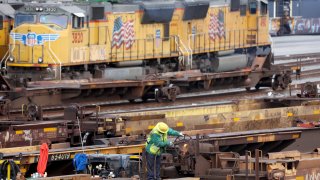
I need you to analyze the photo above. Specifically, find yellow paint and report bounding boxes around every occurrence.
[125,127,132,134]
[44,127,57,132]
[176,122,184,127]
[130,155,140,159]
[15,130,23,135]
[0,19,13,61]
[258,135,275,142]
[148,125,154,130]
[287,112,293,117]
[0,160,20,165]
[291,66,300,71]
[296,176,304,180]
[207,119,219,124]
[314,110,320,114]
[254,114,261,120]
[7,63,48,67]
[247,137,254,141]
[20,167,27,173]
[233,117,240,122]
[7,163,10,180]
[292,134,300,139]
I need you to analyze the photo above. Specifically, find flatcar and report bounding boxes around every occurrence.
[5,0,290,95]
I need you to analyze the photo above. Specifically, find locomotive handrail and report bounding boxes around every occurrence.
[174,35,191,69]
[48,34,62,80]
[174,36,184,66]
[45,48,57,66]
[0,50,9,69]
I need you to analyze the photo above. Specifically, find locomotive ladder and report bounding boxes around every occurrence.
[0,50,10,69]
[174,35,192,70]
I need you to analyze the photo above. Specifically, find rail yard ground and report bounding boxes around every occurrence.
[2,34,320,180]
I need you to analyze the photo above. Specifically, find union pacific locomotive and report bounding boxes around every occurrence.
[6,0,284,88]
[0,1,24,64]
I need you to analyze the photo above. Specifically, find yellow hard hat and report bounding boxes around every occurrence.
[156,122,169,134]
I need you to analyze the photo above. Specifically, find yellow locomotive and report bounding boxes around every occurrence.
[7,0,270,82]
[0,2,23,65]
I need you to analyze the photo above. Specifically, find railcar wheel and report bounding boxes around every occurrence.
[128,99,136,103]
[141,97,148,102]
[280,74,291,90]
[271,74,280,91]
[173,134,194,157]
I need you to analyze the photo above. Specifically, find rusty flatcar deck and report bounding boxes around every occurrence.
[0,63,291,116]
[2,127,304,163]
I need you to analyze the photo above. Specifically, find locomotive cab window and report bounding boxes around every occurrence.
[249,2,257,14]
[163,23,169,41]
[0,16,3,30]
[40,14,68,29]
[240,5,247,16]
[260,1,267,16]
[72,14,85,29]
[15,14,36,27]
[231,0,240,11]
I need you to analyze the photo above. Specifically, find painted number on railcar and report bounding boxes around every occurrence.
[72,32,83,44]
[50,153,71,161]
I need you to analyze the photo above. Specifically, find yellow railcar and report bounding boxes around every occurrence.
[7,0,271,81]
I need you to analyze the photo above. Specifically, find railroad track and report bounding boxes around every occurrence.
[274,52,320,61]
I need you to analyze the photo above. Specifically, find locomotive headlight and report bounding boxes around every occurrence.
[272,171,285,179]
[36,7,39,11]
[39,7,43,11]
[38,57,43,63]
[9,57,14,62]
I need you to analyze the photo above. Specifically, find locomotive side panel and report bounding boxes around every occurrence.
[0,14,12,61]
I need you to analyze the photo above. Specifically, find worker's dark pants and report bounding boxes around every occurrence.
[146,151,161,180]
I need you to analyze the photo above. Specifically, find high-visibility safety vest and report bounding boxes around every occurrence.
[145,128,168,155]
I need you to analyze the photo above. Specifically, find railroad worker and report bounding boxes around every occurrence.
[145,122,183,180]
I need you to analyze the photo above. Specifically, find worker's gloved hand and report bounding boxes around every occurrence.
[179,132,184,137]
[168,141,174,147]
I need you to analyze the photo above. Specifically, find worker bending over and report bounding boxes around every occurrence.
[145,122,183,180]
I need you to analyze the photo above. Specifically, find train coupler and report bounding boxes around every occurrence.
[155,84,180,102]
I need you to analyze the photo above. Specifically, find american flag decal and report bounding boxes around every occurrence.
[209,10,225,41]
[112,17,135,49]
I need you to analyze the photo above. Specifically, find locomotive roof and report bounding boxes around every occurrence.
[0,4,15,17]
[60,4,85,15]
[14,0,267,15]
